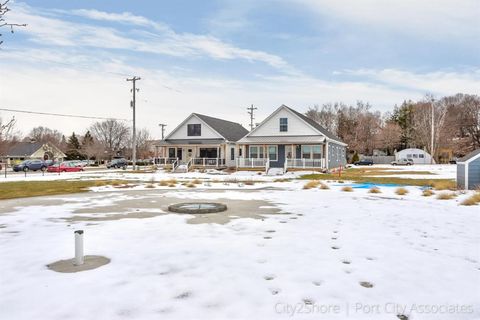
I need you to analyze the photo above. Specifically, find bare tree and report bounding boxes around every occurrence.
[0,116,17,155]
[412,96,448,159]
[89,119,130,158]
[27,126,64,146]
[0,0,27,46]
[377,121,402,155]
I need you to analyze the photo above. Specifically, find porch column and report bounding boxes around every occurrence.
[325,141,329,169]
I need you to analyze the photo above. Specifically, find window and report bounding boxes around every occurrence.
[407,154,413,158]
[268,145,278,161]
[413,154,418,158]
[187,124,201,136]
[419,154,425,158]
[231,147,235,161]
[312,145,322,159]
[239,148,242,157]
[249,146,264,159]
[279,118,288,132]
[168,148,176,158]
[301,145,312,159]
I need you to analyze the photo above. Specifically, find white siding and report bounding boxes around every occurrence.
[167,115,222,140]
[395,148,434,164]
[249,108,320,137]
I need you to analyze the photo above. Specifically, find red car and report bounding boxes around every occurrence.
[47,162,84,173]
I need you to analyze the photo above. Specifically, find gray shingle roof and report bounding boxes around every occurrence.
[193,113,249,142]
[459,149,480,162]
[284,105,344,143]
[6,142,43,156]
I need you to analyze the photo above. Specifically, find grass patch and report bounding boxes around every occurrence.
[436,192,457,200]
[368,187,381,194]
[341,186,354,192]
[300,168,454,189]
[191,179,202,185]
[303,180,320,189]
[158,180,169,186]
[0,180,128,200]
[395,187,409,195]
[460,193,480,206]
[244,180,255,186]
[274,178,291,182]
[422,189,435,197]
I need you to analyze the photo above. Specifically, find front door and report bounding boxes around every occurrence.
[270,145,285,168]
[177,148,183,161]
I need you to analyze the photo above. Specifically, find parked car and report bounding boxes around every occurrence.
[107,158,128,169]
[13,160,47,172]
[391,158,414,166]
[354,159,374,166]
[47,162,84,173]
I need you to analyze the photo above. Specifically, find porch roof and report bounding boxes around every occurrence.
[158,138,225,146]
[237,135,326,144]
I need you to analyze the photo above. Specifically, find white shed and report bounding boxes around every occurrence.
[395,148,435,164]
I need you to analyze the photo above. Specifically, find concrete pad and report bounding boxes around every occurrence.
[47,255,110,273]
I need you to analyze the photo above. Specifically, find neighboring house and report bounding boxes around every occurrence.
[395,148,434,164]
[236,105,347,171]
[457,149,480,190]
[156,113,249,170]
[3,141,66,164]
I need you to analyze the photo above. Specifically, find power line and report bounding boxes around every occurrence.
[0,107,128,121]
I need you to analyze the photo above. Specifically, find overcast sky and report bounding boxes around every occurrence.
[0,0,479,139]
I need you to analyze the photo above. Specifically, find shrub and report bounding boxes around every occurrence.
[186,183,196,188]
[369,187,381,194]
[461,193,480,206]
[436,192,457,200]
[158,180,169,186]
[145,184,155,188]
[167,178,177,184]
[422,189,434,197]
[319,183,330,190]
[191,179,202,184]
[244,180,255,186]
[351,152,360,163]
[341,186,353,192]
[303,180,320,189]
[395,187,409,195]
[168,183,176,187]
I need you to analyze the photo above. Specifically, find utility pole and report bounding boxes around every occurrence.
[158,123,167,140]
[127,76,141,170]
[247,104,257,131]
[431,98,435,164]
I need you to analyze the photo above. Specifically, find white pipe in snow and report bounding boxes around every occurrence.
[74,230,84,266]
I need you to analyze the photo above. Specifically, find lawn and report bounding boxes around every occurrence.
[0,180,127,200]
[300,167,456,189]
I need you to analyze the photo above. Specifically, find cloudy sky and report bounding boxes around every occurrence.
[0,0,479,138]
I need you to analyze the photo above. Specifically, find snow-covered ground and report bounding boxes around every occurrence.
[0,177,478,320]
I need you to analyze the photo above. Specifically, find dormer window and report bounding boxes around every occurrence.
[279,118,288,132]
[187,124,201,136]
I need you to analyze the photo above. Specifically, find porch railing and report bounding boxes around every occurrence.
[155,157,179,166]
[236,157,268,168]
[285,158,326,169]
[192,158,225,167]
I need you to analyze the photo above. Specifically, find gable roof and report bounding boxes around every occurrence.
[6,142,44,156]
[191,113,249,142]
[458,149,480,163]
[283,106,344,143]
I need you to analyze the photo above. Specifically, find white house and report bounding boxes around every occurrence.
[155,113,249,171]
[395,148,435,164]
[236,105,347,171]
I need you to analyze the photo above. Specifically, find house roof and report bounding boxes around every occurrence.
[159,138,226,145]
[238,135,326,144]
[283,106,344,143]
[6,142,44,156]
[458,149,480,163]
[192,113,249,142]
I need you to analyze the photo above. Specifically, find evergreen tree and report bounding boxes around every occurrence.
[65,132,85,160]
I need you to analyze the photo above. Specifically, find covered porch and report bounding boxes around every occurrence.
[236,141,328,171]
[155,143,227,170]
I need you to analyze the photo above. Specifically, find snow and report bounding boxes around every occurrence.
[0,178,478,320]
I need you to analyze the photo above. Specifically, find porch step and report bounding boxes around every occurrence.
[174,164,188,173]
[266,167,285,176]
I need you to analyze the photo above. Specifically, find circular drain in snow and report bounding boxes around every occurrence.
[168,202,227,214]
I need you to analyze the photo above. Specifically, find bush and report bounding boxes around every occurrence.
[432,180,456,191]
[319,183,330,190]
[341,186,353,192]
[422,189,434,197]
[158,180,169,186]
[369,187,381,194]
[461,193,480,206]
[351,152,360,163]
[191,179,202,184]
[303,180,320,189]
[145,184,155,188]
[168,183,176,187]
[244,180,255,186]
[186,183,196,188]
[436,192,457,200]
[395,187,409,195]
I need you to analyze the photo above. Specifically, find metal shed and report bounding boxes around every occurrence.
[457,149,480,190]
